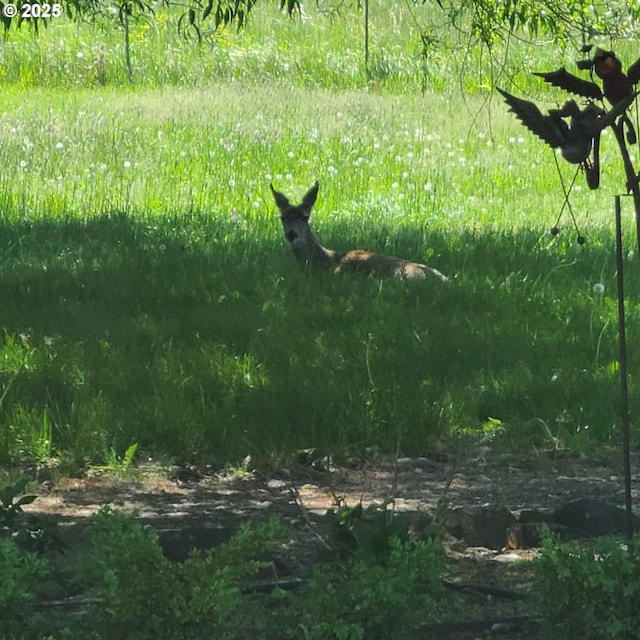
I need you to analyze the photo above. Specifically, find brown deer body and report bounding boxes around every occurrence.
[270,181,448,282]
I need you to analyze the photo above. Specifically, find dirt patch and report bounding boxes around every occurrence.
[19,450,639,638]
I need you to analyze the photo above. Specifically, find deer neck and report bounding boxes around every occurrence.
[293,233,343,271]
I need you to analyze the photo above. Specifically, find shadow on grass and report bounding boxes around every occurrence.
[0,212,637,467]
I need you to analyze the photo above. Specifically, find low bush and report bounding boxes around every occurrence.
[0,537,50,639]
[0,478,52,639]
[76,507,284,640]
[535,532,640,639]
[278,534,445,639]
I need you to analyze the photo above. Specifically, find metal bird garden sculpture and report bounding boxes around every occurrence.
[497,47,639,243]
[497,88,635,189]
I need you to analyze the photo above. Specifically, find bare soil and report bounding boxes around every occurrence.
[20,448,640,639]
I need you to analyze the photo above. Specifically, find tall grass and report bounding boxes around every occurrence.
[0,3,639,469]
[3,2,634,91]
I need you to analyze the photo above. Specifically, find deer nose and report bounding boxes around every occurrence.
[286,231,297,242]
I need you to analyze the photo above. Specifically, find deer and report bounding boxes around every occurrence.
[270,181,449,282]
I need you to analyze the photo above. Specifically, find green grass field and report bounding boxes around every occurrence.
[1,2,639,471]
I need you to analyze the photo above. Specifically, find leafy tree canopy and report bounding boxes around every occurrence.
[429,0,640,48]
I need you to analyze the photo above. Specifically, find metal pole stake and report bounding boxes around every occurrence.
[615,194,634,542]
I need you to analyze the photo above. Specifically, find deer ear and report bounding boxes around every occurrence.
[301,181,319,210]
[270,184,290,211]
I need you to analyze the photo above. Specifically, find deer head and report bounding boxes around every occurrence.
[270,181,328,266]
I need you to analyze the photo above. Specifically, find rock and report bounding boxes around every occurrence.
[518,508,552,524]
[507,499,640,549]
[157,525,235,562]
[551,498,639,537]
[446,505,517,549]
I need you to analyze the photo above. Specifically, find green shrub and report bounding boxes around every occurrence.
[279,535,445,639]
[0,537,49,639]
[534,533,640,639]
[77,507,284,640]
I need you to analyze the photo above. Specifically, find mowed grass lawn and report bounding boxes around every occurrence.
[0,5,639,470]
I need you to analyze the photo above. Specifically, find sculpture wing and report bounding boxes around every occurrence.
[626,56,640,86]
[533,68,603,100]
[497,88,565,149]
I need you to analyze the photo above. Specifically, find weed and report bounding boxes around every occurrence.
[93,442,139,477]
[0,478,36,532]
[0,477,65,558]
[324,498,412,560]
